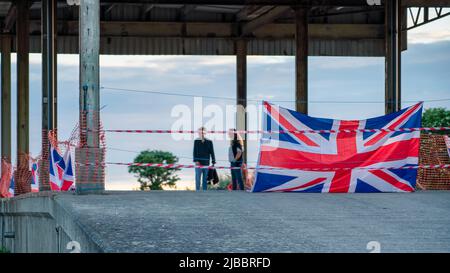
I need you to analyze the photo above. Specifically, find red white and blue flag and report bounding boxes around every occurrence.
[49,144,66,191]
[8,176,14,197]
[444,136,450,159]
[30,160,39,192]
[49,144,75,192]
[251,101,423,193]
[61,149,75,191]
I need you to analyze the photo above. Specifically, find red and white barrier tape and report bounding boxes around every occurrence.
[76,162,450,171]
[97,127,450,134]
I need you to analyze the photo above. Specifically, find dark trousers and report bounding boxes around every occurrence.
[230,162,244,190]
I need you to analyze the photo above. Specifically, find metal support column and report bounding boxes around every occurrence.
[40,0,57,191]
[294,7,308,114]
[236,39,247,164]
[385,0,402,114]
[15,0,31,195]
[76,0,104,194]
[1,35,12,185]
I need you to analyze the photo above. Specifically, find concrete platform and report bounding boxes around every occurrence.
[2,191,450,253]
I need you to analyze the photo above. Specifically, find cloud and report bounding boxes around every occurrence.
[196,57,235,66]
[401,41,450,70]
[41,54,290,74]
[408,14,450,44]
[253,93,276,100]
[310,57,383,70]
[409,30,450,44]
[249,56,291,65]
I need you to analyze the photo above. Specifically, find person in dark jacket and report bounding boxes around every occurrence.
[228,128,244,190]
[193,127,216,191]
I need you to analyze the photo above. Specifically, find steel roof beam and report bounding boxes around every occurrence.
[240,6,291,35]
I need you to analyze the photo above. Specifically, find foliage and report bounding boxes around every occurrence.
[128,150,180,190]
[0,246,9,253]
[422,108,450,135]
[208,173,231,190]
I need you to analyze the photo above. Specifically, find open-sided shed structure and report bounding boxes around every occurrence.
[1,0,449,194]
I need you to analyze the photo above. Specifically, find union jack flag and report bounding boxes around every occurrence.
[49,144,75,192]
[251,101,423,193]
[445,136,450,159]
[49,144,65,191]
[61,149,74,191]
[8,176,14,197]
[30,160,39,192]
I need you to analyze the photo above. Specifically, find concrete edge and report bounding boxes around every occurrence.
[1,193,104,253]
[52,194,107,252]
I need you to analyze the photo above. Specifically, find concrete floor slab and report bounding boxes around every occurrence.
[53,190,450,253]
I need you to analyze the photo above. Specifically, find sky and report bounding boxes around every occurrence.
[1,15,450,190]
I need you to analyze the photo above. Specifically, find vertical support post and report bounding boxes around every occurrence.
[294,7,308,114]
[236,39,247,163]
[76,0,104,194]
[16,0,31,195]
[385,0,402,114]
[40,0,58,191]
[423,7,429,22]
[52,0,58,137]
[397,2,403,112]
[1,35,12,177]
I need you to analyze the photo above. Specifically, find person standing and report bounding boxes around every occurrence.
[193,127,216,191]
[228,129,244,190]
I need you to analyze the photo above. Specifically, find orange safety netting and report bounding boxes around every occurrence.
[0,122,87,197]
[76,111,107,188]
[0,158,12,198]
[0,155,34,197]
[417,134,450,190]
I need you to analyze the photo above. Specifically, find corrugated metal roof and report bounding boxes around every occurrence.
[22,35,385,56]
[0,2,11,17]
[97,4,384,23]
[1,2,390,56]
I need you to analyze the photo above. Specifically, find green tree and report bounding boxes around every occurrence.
[422,108,450,135]
[128,150,180,190]
[0,246,9,253]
